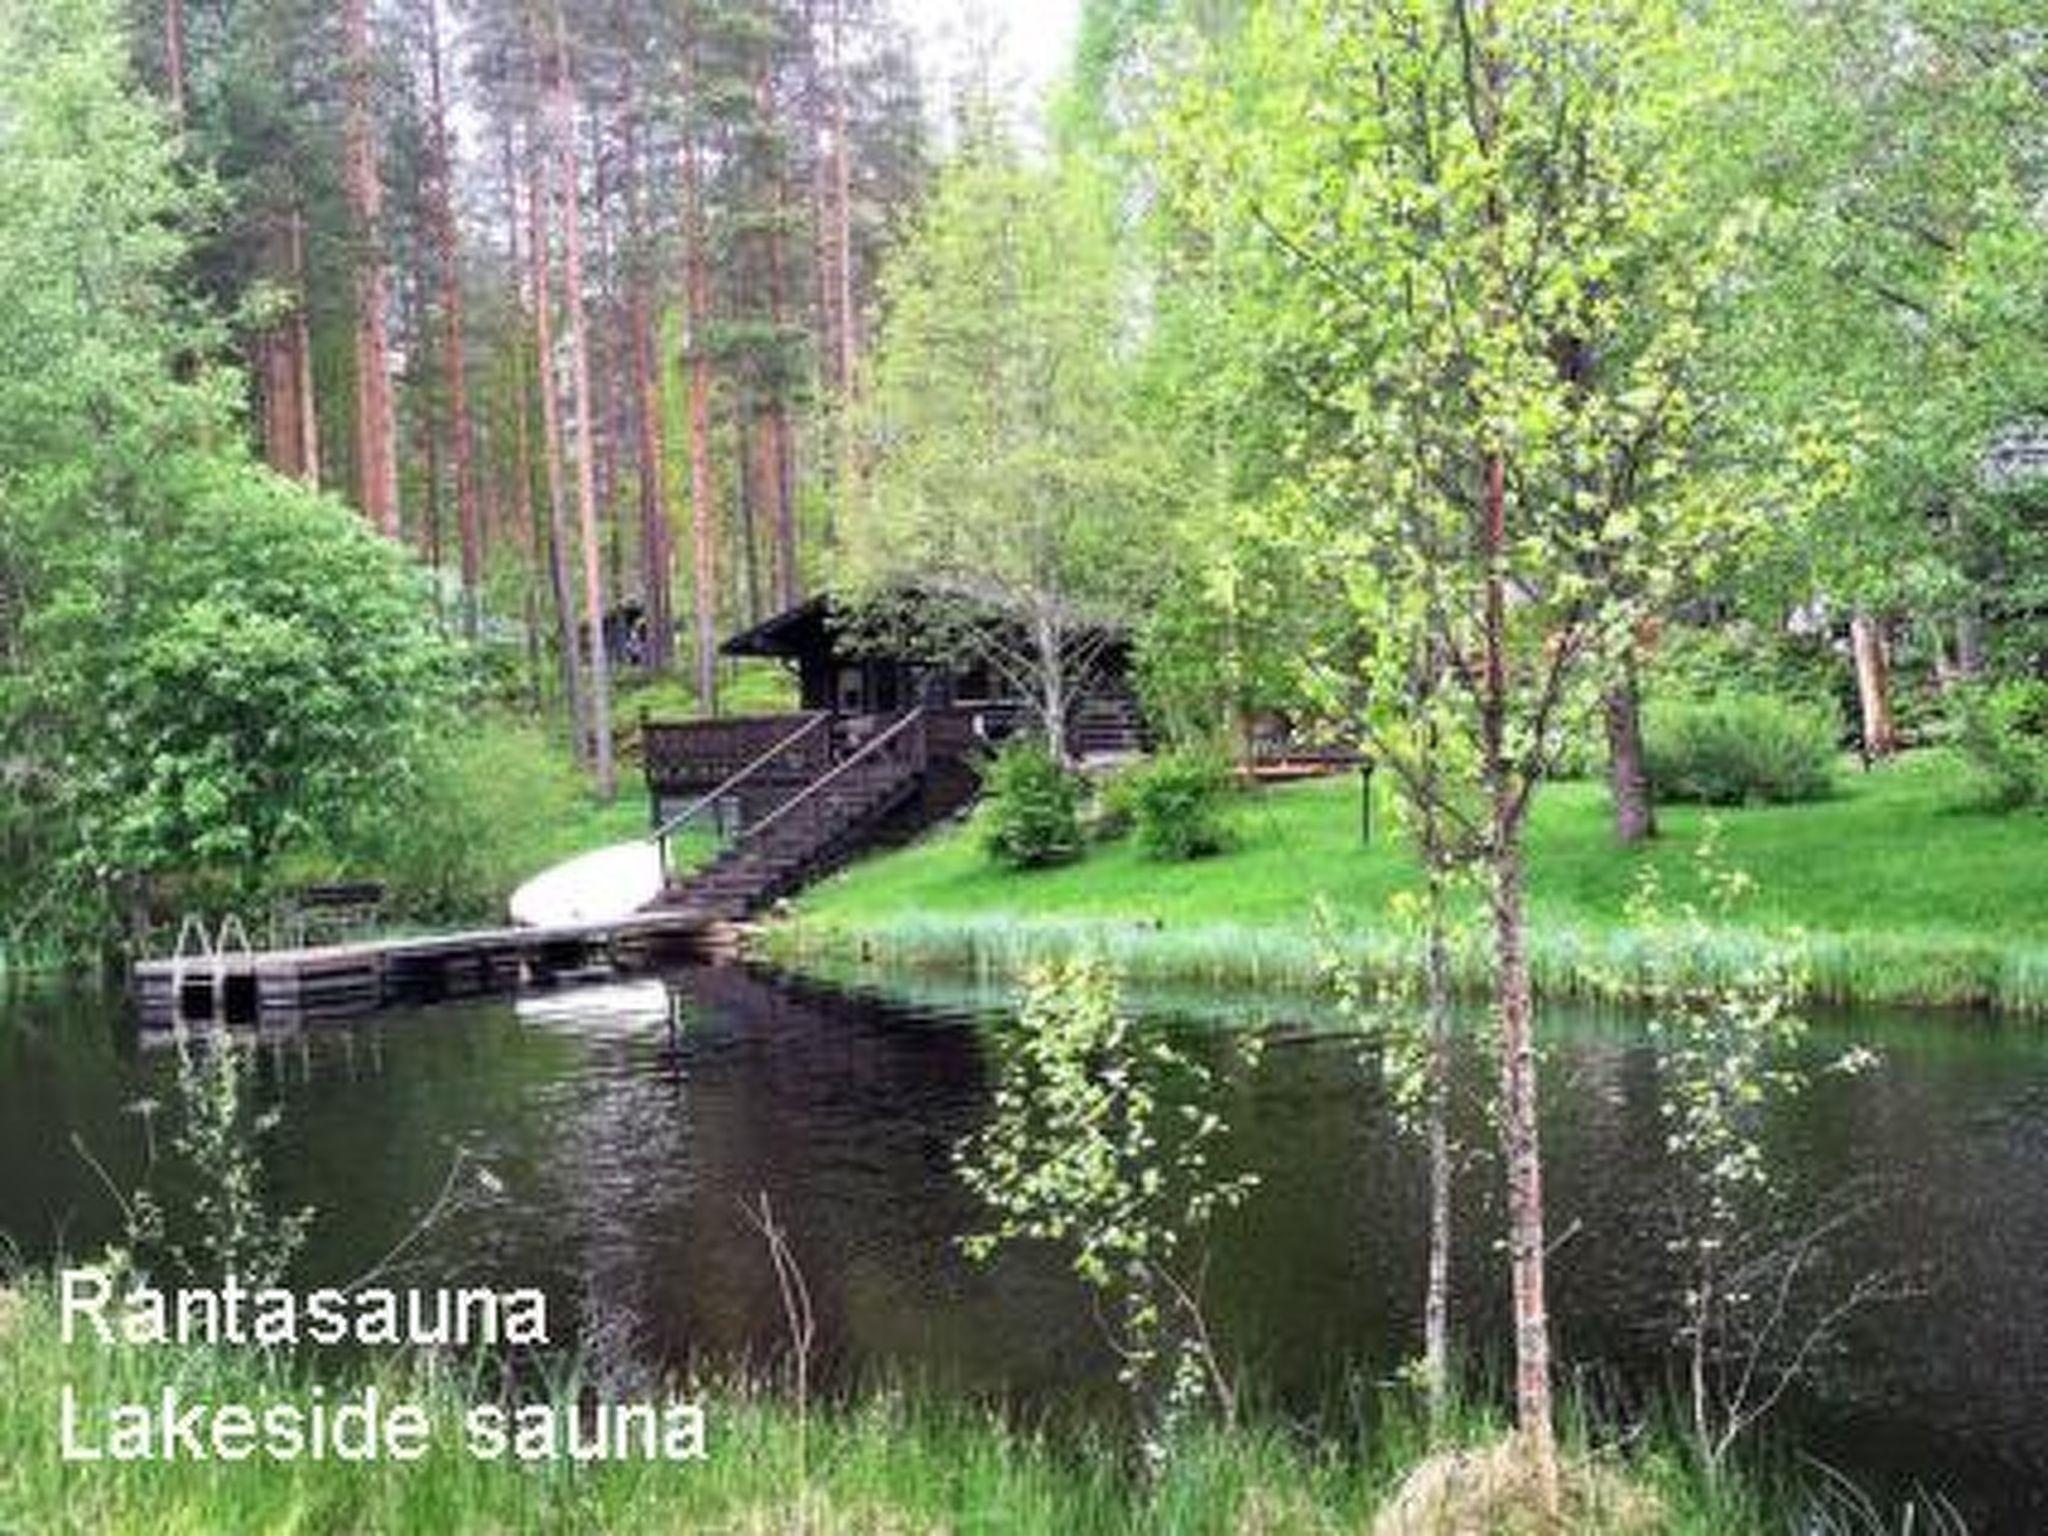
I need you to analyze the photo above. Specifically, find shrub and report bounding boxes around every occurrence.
[1085,762,1144,843]
[980,741,1084,868]
[1953,678,2048,809]
[366,715,623,923]
[1127,747,1237,861]
[1643,694,1837,806]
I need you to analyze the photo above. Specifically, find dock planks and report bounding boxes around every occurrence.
[133,911,712,1029]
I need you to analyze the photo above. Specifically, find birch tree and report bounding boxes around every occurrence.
[1161,0,1782,1501]
[851,141,1162,756]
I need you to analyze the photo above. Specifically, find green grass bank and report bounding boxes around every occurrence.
[776,751,2048,1015]
[0,1276,1790,1534]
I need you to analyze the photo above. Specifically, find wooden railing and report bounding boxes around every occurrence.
[728,707,930,855]
[643,711,833,794]
[650,712,835,883]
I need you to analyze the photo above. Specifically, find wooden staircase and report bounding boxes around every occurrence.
[1068,689,1150,760]
[653,707,949,921]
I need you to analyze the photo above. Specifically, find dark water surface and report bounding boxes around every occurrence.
[4,966,2046,1528]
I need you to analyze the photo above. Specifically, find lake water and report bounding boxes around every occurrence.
[3,965,2045,1529]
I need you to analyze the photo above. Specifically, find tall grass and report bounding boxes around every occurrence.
[0,1274,1824,1535]
[771,911,2048,1016]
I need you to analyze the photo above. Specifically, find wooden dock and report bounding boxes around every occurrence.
[133,910,714,1029]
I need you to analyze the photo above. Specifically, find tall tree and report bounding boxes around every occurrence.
[853,143,1161,757]
[424,0,482,634]
[622,64,675,673]
[528,135,589,766]
[1160,0,1785,1497]
[680,11,722,708]
[343,0,402,537]
[551,9,615,800]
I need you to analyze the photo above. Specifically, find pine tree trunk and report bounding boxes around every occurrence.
[829,0,857,390]
[289,211,320,488]
[623,95,674,675]
[164,0,186,125]
[528,147,588,767]
[553,18,616,802]
[743,410,771,625]
[505,122,544,717]
[757,64,801,610]
[1850,610,1897,760]
[421,374,444,577]
[1605,651,1656,844]
[257,288,300,477]
[427,0,480,637]
[681,33,720,712]
[343,0,399,538]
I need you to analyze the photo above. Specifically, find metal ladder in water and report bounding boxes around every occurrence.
[166,913,255,1027]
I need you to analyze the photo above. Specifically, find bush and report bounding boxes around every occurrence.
[980,741,1084,868]
[1086,762,1143,843]
[1643,694,1837,806]
[1954,678,2048,809]
[365,715,635,923]
[1126,747,1237,861]
[13,457,459,953]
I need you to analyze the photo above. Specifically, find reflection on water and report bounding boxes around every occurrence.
[3,968,2047,1527]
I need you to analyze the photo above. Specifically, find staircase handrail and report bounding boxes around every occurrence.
[650,710,833,880]
[729,707,928,853]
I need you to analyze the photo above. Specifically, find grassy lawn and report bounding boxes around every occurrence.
[785,750,2048,1012]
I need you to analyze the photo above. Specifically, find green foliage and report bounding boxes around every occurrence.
[80,1021,312,1293]
[364,715,650,925]
[1125,748,1236,862]
[1616,827,1880,1471]
[1645,626,1846,714]
[957,957,1259,1462]
[15,461,459,949]
[0,0,458,960]
[1952,678,2048,810]
[981,742,1086,869]
[1087,762,1142,844]
[1643,695,1838,806]
[848,139,1165,736]
[158,1029,313,1289]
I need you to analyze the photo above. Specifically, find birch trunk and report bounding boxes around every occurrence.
[1482,441,1558,1508]
[1421,846,1454,1436]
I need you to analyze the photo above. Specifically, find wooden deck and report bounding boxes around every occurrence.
[133,910,713,1030]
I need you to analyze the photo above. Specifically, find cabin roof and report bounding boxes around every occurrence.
[720,595,834,659]
[721,586,1129,663]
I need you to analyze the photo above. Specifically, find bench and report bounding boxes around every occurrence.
[280,882,386,948]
